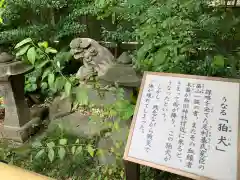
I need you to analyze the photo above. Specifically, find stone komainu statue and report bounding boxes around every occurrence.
[70,38,140,87]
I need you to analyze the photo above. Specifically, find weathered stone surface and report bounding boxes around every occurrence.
[98,64,141,87]
[97,138,116,165]
[70,38,115,80]
[76,66,95,81]
[0,117,41,142]
[97,152,117,166]
[30,106,49,120]
[97,119,129,165]
[88,89,116,106]
[0,76,46,142]
[49,97,72,120]
[74,53,84,60]
[117,52,132,64]
[0,60,32,78]
[88,46,98,56]
[70,48,83,54]
[79,38,91,48]
[48,111,108,138]
[86,86,133,106]
[3,75,30,127]
[0,58,38,142]
[70,38,141,89]
[97,128,128,165]
[0,52,14,63]
[111,127,129,143]
[70,38,82,49]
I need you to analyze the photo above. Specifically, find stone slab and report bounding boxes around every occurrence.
[1,75,30,127]
[98,64,141,87]
[0,60,32,78]
[48,111,108,138]
[30,106,49,120]
[0,117,41,142]
[116,52,132,64]
[49,97,72,120]
[87,87,133,106]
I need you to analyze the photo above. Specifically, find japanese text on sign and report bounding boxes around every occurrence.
[126,74,240,180]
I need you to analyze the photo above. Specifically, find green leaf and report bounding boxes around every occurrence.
[153,50,167,66]
[15,38,32,49]
[55,77,66,91]
[28,76,37,82]
[122,106,134,120]
[128,0,143,5]
[16,44,31,57]
[72,100,79,110]
[75,139,80,144]
[115,100,129,110]
[71,146,76,155]
[41,82,48,90]
[27,47,36,64]
[35,149,45,159]
[87,145,95,157]
[48,148,55,162]
[57,61,60,68]
[137,43,151,60]
[97,175,102,180]
[109,109,117,117]
[59,138,67,145]
[64,81,72,97]
[12,144,31,155]
[113,122,120,131]
[37,60,50,69]
[48,73,55,88]
[58,147,66,160]
[42,68,52,80]
[45,47,58,54]
[96,149,104,156]
[75,146,82,155]
[38,41,48,49]
[32,141,42,148]
[76,87,88,105]
[213,55,225,67]
[120,170,124,178]
[47,142,55,148]
[31,84,37,91]
[54,52,72,64]
[25,83,37,92]
[89,173,96,180]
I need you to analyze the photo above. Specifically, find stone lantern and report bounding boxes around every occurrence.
[0,52,34,142]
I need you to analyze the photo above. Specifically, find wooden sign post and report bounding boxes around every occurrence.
[124,72,240,180]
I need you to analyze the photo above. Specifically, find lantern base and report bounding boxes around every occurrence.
[0,117,42,143]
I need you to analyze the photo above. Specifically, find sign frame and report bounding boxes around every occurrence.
[123,72,240,180]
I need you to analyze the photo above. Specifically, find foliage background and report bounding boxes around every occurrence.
[2,0,240,77]
[1,0,240,180]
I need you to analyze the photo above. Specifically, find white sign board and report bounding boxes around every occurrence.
[124,72,240,180]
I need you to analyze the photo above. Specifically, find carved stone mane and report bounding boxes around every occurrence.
[70,38,140,87]
[70,38,115,80]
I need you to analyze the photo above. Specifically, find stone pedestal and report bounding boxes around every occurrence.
[0,57,35,142]
[0,75,38,142]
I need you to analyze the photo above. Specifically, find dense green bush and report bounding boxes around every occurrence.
[92,0,240,77]
[0,0,92,46]
[12,35,136,179]
[0,0,135,49]
[0,126,182,180]
[133,0,240,77]
[2,0,240,78]
[3,1,240,180]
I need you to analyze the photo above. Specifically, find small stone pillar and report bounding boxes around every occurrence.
[0,53,34,142]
